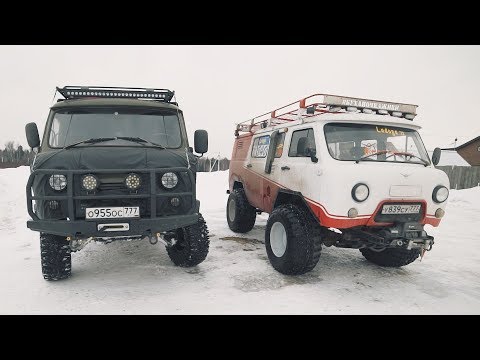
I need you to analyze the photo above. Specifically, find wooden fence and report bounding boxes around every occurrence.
[436,166,480,190]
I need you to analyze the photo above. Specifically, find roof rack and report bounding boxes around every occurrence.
[57,86,175,103]
[235,93,418,134]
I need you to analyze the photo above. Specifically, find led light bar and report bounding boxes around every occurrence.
[57,86,175,102]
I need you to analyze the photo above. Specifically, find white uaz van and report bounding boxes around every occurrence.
[227,94,449,275]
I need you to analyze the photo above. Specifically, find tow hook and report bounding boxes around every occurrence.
[147,233,175,247]
[420,239,434,261]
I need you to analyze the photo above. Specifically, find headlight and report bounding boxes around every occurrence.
[49,174,67,191]
[161,172,178,189]
[125,173,141,190]
[352,183,369,202]
[82,174,98,191]
[433,185,449,203]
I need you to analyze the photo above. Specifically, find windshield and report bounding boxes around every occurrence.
[324,123,430,165]
[48,108,183,149]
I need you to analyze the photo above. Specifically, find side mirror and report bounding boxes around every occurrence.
[25,122,40,149]
[432,147,441,166]
[306,147,318,163]
[194,129,208,155]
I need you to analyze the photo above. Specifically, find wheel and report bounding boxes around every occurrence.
[265,204,322,275]
[360,247,420,267]
[40,233,72,281]
[226,188,256,233]
[166,214,210,267]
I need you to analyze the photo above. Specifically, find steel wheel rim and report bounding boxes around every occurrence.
[270,221,287,257]
[228,198,236,222]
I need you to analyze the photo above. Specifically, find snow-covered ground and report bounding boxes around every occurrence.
[1,167,479,314]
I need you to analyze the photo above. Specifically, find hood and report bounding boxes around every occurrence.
[316,161,450,216]
[33,146,196,171]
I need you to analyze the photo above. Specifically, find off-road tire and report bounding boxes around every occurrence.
[360,247,420,267]
[167,214,210,267]
[226,188,256,233]
[265,204,322,275]
[40,233,72,281]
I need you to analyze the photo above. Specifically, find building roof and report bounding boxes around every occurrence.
[446,136,480,150]
[442,134,480,151]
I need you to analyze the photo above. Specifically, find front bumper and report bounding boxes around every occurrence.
[26,167,200,238]
[27,214,199,238]
[343,221,435,251]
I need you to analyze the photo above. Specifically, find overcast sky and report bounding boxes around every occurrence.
[1,45,479,156]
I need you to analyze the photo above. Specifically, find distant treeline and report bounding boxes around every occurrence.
[0,142,230,171]
[197,157,230,172]
[0,142,34,168]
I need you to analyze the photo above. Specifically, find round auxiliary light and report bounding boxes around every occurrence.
[435,208,445,218]
[82,174,98,191]
[161,172,178,189]
[49,174,67,191]
[48,200,59,210]
[352,183,370,202]
[348,208,358,218]
[125,173,141,190]
[433,185,449,203]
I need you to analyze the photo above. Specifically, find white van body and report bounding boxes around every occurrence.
[227,94,449,275]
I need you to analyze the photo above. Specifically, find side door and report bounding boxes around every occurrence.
[244,133,270,209]
[278,127,318,194]
[262,130,287,212]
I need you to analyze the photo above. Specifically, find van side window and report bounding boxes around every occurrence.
[289,128,316,157]
[275,133,286,158]
[251,135,270,158]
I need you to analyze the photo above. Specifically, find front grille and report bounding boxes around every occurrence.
[98,182,126,191]
[73,171,193,219]
[27,168,196,223]
[374,202,424,223]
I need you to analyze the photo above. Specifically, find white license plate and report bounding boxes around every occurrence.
[381,204,421,214]
[85,207,140,219]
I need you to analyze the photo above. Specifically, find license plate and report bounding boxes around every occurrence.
[85,207,140,219]
[381,204,421,215]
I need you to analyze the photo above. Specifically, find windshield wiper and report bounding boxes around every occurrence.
[117,136,191,167]
[115,136,166,149]
[64,137,116,149]
[35,137,117,166]
[356,150,429,166]
[355,150,389,163]
[386,152,429,166]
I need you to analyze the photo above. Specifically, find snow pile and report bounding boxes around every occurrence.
[448,186,480,208]
[0,167,479,314]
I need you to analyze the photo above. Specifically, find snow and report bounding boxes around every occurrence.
[1,166,480,314]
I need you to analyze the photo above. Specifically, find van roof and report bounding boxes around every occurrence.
[236,93,419,135]
[51,97,181,111]
[245,112,421,136]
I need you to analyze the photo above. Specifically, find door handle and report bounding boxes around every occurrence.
[281,166,290,170]
[246,164,252,168]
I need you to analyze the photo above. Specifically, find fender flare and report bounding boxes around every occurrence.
[273,189,321,226]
